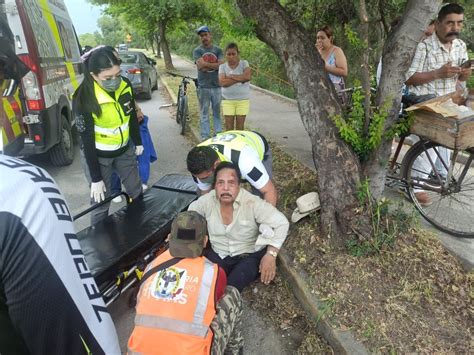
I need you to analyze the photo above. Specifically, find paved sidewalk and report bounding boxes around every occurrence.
[168,53,473,271]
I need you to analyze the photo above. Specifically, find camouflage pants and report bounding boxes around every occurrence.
[211,286,243,355]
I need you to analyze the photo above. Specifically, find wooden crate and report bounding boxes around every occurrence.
[410,110,474,150]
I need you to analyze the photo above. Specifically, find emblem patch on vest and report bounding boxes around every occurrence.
[210,133,236,143]
[152,267,187,300]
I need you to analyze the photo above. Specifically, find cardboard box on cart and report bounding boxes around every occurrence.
[406,89,474,150]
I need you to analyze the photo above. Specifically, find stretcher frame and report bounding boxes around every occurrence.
[74,174,197,306]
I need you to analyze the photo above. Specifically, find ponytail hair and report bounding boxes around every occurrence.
[73,46,120,116]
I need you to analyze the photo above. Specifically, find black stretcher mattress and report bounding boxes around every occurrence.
[77,174,197,288]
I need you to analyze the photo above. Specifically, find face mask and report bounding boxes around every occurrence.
[101,77,121,92]
[200,174,214,184]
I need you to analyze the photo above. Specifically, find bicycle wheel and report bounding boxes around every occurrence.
[401,140,474,237]
[175,87,183,125]
[180,95,188,135]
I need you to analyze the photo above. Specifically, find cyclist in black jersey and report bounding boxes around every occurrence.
[0,16,120,355]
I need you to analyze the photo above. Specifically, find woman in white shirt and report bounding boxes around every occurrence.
[218,43,251,131]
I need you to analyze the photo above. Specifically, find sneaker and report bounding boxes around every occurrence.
[142,184,148,191]
[112,195,123,203]
[414,191,432,207]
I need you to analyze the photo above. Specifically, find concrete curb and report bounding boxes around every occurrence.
[160,75,177,104]
[159,71,369,353]
[250,84,297,105]
[278,249,369,355]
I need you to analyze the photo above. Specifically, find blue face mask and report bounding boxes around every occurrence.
[101,77,121,92]
[200,174,214,184]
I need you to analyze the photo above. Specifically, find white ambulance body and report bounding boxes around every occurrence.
[3,0,83,165]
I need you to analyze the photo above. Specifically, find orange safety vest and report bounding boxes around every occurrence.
[128,250,218,355]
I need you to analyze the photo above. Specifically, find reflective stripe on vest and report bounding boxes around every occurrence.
[198,130,265,163]
[92,80,132,151]
[134,259,215,337]
[1,86,23,146]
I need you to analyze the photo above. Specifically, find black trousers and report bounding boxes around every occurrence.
[205,248,266,292]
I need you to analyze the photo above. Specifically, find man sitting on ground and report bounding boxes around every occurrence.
[187,130,278,206]
[188,162,289,292]
[128,211,243,355]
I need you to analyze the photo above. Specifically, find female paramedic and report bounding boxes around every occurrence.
[73,46,143,225]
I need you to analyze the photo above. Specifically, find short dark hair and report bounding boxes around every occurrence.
[438,3,464,22]
[186,146,219,175]
[213,162,242,187]
[225,42,239,54]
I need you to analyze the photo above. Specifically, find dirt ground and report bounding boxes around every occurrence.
[271,143,473,353]
[242,276,332,354]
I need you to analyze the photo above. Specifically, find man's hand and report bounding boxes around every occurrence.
[196,58,209,72]
[435,62,462,79]
[259,253,276,284]
[459,67,472,81]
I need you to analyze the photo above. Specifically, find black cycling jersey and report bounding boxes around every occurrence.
[0,155,120,354]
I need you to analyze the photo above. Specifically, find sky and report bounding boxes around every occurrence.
[63,0,104,35]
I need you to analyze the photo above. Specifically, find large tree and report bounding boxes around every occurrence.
[92,0,207,70]
[234,0,441,247]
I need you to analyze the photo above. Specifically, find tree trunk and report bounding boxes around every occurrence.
[154,32,161,59]
[363,0,441,197]
[158,21,173,70]
[149,35,155,55]
[235,0,442,245]
[236,0,371,247]
[358,0,372,136]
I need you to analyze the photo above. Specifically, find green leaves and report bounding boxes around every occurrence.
[332,85,389,161]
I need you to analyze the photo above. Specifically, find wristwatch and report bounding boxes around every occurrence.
[266,250,278,258]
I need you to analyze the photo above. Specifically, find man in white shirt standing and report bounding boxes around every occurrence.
[188,162,289,292]
[405,3,472,206]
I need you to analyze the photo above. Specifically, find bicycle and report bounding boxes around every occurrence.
[386,106,474,238]
[344,87,474,238]
[167,72,197,135]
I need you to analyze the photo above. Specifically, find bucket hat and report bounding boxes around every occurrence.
[291,192,321,223]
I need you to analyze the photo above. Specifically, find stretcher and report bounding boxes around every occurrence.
[75,174,197,306]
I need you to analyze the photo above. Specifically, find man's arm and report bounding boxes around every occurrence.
[197,59,224,72]
[259,180,278,206]
[459,66,472,82]
[253,198,290,284]
[406,62,462,86]
[187,194,210,216]
[259,245,279,285]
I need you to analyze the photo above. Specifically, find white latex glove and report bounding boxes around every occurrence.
[90,181,106,203]
[135,145,144,156]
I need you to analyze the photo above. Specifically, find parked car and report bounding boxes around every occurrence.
[119,51,158,99]
[118,43,128,52]
[4,0,83,166]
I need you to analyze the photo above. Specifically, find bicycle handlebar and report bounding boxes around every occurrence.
[167,71,197,83]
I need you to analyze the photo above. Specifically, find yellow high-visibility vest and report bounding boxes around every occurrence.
[92,80,133,151]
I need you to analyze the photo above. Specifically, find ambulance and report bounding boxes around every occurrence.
[2,0,83,165]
